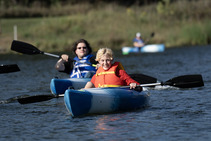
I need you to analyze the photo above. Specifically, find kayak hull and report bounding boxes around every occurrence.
[50,78,91,95]
[64,87,150,117]
[122,44,165,55]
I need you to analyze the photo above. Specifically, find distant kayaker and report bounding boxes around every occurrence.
[55,39,98,78]
[84,48,142,91]
[133,32,145,49]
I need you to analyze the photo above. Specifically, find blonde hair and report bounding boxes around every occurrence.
[95,48,113,62]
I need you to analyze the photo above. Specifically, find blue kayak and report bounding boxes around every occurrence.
[50,78,90,95]
[64,87,150,117]
[122,44,165,55]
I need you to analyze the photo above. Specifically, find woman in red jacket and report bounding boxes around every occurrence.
[84,48,142,91]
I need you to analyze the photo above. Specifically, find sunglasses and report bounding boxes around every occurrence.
[77,47,87,50]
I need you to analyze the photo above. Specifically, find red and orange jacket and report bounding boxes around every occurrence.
[91,62,140,88]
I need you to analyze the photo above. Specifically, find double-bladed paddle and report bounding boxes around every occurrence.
[0,64,20,74]
[16,74,204,104]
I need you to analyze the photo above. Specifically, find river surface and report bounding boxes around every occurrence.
[0,45,211,141]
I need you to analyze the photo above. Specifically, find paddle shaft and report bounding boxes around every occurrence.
[43,52,60,58]
[140,82,161,87]
[121,82,161,88]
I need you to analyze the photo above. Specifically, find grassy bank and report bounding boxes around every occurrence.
[0,1,211,54]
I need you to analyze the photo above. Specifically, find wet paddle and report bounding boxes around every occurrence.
[0,64,20,74]
[17,94,64,104]
[11,40,60,58]
[130,74,204,88]
[140,74,204,88]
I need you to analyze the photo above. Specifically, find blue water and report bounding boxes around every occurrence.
[0,45,211,140]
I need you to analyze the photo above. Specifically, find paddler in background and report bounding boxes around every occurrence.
[84,48,142,91]
[133,32,145,51]
[55,39,98,78]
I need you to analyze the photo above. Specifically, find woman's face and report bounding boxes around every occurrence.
[75,43,88,59]
[99,54,112,70]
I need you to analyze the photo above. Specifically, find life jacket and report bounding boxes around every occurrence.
[70,54,96,78]
[94,62,125,88]
[133,38,144,44]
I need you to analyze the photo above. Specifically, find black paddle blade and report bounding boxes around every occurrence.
[18,95,56,104]
[0,64,20,74]
[11,40,43,55]
[129,73,157,84]
[164,74,204,88]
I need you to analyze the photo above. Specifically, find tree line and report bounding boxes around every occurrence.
[0,0,203,18]
[0,0,175,7]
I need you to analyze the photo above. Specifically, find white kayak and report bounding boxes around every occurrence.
[122,44,165,55]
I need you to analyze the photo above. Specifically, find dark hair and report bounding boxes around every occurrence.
[72,39,92,55]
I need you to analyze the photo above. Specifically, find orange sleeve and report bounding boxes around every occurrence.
[117,69,140,85]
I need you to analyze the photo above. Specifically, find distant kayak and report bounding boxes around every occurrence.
[64,87,150,117]
[122,44,165,55]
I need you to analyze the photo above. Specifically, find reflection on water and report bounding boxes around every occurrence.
[95,115,119,133]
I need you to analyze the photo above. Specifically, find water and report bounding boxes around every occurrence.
[0,45,211,141]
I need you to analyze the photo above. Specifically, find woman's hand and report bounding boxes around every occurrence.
[55,54,69,71]
[61,54,69,62]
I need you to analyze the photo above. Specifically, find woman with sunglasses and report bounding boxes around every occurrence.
[55,39,98,78]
